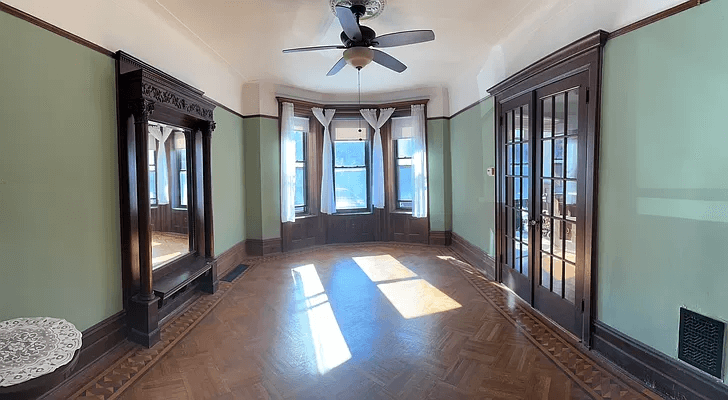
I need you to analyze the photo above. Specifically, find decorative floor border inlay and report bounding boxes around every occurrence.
[70,281,234,400]
[68,243,662,400]
[440,248,662,400]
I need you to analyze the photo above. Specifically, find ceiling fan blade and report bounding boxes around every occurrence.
[372,49,407,73]
[335,6,362,42]
[283,45,345,54]
[373,30,435,48]
[327,57,348,76]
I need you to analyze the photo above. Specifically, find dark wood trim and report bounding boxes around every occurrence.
[608,0,710,40]
[593,320,728,400]
[205,97,244,119]
[0,1,115,58]
[37,312,128,399]
[276,96,429,115]
[242,114,279,120]
[75,312,127,372]
[488,31,609,99]
[450,232,496,280]
[429,231,452,246]
[246,238,283,256]
[214,239,248,279]
[449,96,493,121]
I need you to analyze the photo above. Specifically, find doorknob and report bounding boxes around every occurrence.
[529,220,539,226]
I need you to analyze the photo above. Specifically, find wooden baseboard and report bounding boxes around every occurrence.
[40,311,129,399]
[593,320,728,400]
[450,232,496,279]
[429,231,452,246]
[246,238,282,256]
[215,239,248,279]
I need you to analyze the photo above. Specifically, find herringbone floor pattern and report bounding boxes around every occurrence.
[87,244,660,399]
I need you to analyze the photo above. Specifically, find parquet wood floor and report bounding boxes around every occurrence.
[104,244,660,399]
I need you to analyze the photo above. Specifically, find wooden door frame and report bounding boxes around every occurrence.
[489,30,608,346]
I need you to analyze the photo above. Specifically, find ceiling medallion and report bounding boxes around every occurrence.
[330,0,386,20]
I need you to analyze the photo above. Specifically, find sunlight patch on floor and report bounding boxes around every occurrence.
[292,264,352,375]
[377,279,462,319]
[354,255,462,319]
[352,255,418,282]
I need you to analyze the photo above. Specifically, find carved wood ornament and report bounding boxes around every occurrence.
[116,51,217,348]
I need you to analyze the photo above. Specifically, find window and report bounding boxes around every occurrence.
[148,148,157,206]
[394,138,413,209]
[178,147,187,208]
[391,116,414,210]
[293,129,307,214]
[332,119,369,211]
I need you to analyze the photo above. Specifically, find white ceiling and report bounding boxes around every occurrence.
[6,0,686,115]
[141,0,683,111]
[142,0,527,93]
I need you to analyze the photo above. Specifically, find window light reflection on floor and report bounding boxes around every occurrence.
[292,264,352,375]
[353,255,461,319]
[352,255,418,282]
[152,252,182,265]
[377,279,461,319]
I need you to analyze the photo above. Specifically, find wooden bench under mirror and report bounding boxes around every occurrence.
[116,51,217,347]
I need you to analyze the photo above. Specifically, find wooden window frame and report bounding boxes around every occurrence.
[332,121,371,214]
[393,137,414,211]
[294,128,308,215]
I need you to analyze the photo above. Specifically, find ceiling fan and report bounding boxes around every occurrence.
[282,4,435,76]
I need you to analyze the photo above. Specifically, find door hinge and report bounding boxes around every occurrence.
[581,299,585,312]
[586,87,590,104]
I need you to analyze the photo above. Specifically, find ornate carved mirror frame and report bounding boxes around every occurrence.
[116,51,217,347]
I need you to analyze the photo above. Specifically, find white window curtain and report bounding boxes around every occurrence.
[280,102,296,223]
[360,108,395,209]
[313,107,337,214]
[411,104,428,218]
[149,124,173,205]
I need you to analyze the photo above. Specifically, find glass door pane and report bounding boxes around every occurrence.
[500,94,533,302]
[532,72,587,339]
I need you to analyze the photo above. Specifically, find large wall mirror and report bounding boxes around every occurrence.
[148,122,191,269]
[116,52,217,347]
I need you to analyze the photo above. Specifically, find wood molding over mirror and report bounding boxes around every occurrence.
[116,51,217,347]
[277,97,430,252]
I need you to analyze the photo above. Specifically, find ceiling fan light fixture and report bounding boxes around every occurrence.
[343,47,374,69]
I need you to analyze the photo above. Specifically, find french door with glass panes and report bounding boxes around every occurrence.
[499,72,589,338]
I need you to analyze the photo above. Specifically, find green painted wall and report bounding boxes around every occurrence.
[450,98,496,255]
[0,12,122,331]
[427,119,452,232]
[599,0,728,381]
[212,108,246,255]
[243,117,280,240]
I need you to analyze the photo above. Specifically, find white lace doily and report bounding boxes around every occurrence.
[0,317,82,387]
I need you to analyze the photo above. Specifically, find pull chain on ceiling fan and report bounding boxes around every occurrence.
[282,3,435,76]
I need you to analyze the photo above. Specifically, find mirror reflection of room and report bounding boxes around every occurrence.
[148,122,190,269]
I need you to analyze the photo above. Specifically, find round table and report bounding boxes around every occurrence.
[0,317,82,399]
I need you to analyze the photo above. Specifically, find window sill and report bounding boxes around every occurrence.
[332,211,372,216]
[391,209,413,215]
[295,213,318,220]
[172,207,188,211]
